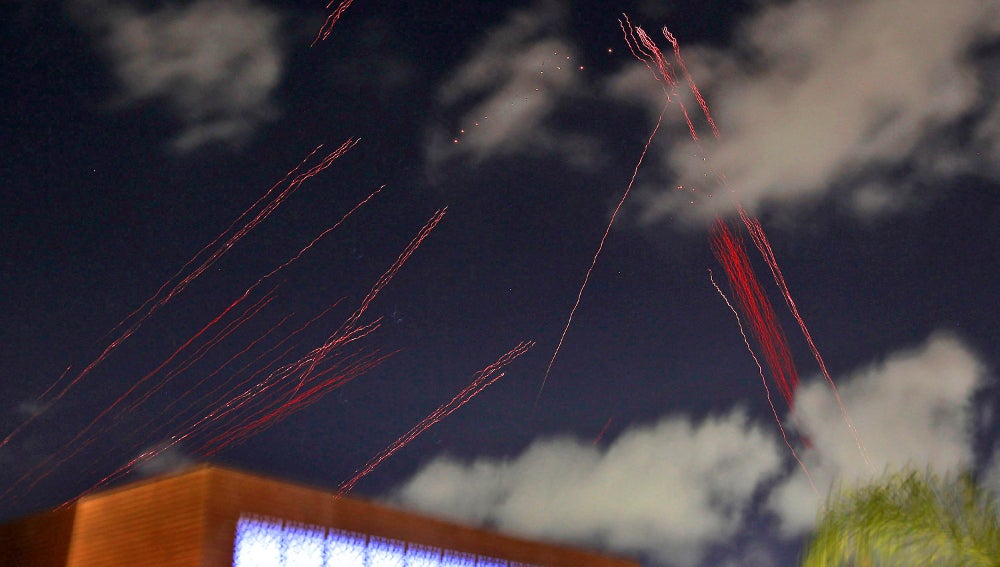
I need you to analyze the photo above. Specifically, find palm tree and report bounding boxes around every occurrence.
[801,469,1000,566]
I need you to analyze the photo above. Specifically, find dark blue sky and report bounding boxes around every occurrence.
[2,1,999,565]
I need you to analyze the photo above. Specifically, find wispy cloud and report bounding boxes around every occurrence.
[393,409,783,567]
[133,442,193,477]
[607,0,1000,224]
[424,0,599,173]
[71,0,286,153]
[769,332,986,534]
[392,333,990,566]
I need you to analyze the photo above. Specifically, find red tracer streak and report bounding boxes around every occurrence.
[710,220,799,408]
[340,341,535,496]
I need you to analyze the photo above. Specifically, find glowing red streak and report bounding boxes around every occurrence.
[126,290,279,413]
[593,417,613,446]
[200,343,392,456]
[197,318,382,449]
[710,220,799,407]
[145,185,385,427]
[125,208,443,485]
[40,140,359,406]
[616,17,864,481]
[6,290,279,499]
[5,142,381,499]
[177,305,338,424]
[709,268,817,495]
[312,0,355,46]
[536,108,665,404]
[133,182,384,416]
[620,16,705,146]
[659,28,719,139]
[65,348,392,504]
[256,184,385,284]
[153,313,295,428]
[275,207,445,410]
[738,208,871,466]
[162,302,341,435]
[342,208,447,333]
[339,341,535,496]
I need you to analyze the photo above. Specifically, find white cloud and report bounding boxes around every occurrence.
[608,0,1000,224]
[769,332,986,534]
[391,333,990,566]
[425,0,599,172]
[72,0,285,152]
[394,410,784,567]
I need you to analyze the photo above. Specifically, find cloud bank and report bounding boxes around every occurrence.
[608,0,1000,223]
[392,333,990,566]
[72,0,286,152]
[769,332,985,534]
[422,0,1000,224]
[395,410,783,567]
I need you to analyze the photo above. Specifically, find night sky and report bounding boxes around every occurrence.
[2,1,999,565]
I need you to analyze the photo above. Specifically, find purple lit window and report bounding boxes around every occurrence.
[406,544,443,567]
[285,524,325,566]
[367,537,406,567]
[232,515,536,567]
[233,516,283,567]
[326,529,366,567]
[441,550,478,567]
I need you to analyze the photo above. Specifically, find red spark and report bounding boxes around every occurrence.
[339,341,535,496]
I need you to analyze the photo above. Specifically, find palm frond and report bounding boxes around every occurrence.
[801,468,1000,567]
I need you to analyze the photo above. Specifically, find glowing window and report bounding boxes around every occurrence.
[406,544,443,567]
[441,550,477,567]
[285,524,325,566]
[233,516,283,567]
[232,515,537,567]
[326,529,366,567]
[367,537,406,567]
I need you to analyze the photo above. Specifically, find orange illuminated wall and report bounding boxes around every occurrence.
[0,465,639,567]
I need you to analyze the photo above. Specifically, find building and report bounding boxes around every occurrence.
[0,465,639,567]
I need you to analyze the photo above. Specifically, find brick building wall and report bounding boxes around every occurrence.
[0,465,638,567]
